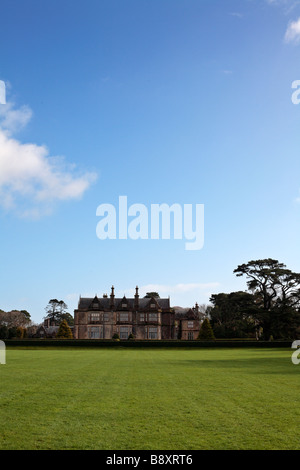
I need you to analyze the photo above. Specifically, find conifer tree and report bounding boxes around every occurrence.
[198,318,215,340]
[56,319,73,339]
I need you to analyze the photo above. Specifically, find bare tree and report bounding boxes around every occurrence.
[0,310,31,328]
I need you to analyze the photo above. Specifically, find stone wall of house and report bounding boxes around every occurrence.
[73,288,201,340]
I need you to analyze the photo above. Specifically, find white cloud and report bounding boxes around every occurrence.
[0,101,32,133]
[0,100,97,218]
[284,17,300,43]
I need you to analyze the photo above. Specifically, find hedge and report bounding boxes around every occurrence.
[3,339,292,348]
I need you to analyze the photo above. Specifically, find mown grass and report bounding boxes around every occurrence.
[0,347,299,450]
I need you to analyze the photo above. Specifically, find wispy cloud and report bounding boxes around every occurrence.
[66,282,220,309]
[266,0,300,14]
[0,96,97,218]
[229,12,243,18]
[124,282,220,297]
[122,282,220,306]
[265,0,282,4]
[284,17,300,43]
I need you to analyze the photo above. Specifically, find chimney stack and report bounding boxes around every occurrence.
[134,285,139,309]
[110,285,115,309]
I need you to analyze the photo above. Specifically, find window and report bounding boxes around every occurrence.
[148,327,158,339]
[150,303,156,308]
[90,313,100,323]
[103,313,109,322]
[120,326,129,339]
[188,321,194,329]
[149,313,158,322]
[140,313,145,322]
[92,303,99,309]
[188,331,194,340]
[89,326,103,339]
[120,313,129,322]
[122,303,127,308]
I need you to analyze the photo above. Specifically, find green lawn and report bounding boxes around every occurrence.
[0,347,299,450]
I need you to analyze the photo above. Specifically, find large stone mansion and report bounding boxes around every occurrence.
[73,286,202,340]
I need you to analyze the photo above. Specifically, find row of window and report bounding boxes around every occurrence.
[88,326,159,339]
[89,312,159,323]
[92,302,157,310]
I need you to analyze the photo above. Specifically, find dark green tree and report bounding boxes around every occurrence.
[58,312,74,326]
[45,299,69,324]
[234,258,300,339]
[8,326,18,339]
[144,292,160,298]
[209,291,258,338]
[20,310,31,322]
[198,318,215,340]
[0,325,8,339]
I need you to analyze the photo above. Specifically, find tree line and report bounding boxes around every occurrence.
[1,258,300,341]
[208,258,300,340]
[0,309,32,339]
[0,299,74,339]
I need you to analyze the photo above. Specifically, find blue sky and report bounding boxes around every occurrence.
[1,0,300,323]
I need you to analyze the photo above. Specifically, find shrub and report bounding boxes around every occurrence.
[16,327,26,338]
[0,325,8,339]
[8,327,18,339]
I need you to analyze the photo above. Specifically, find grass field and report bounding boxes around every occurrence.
[0,347,299,450]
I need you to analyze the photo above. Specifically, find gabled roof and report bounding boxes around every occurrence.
[185,308,197,320]
[115,295,129,310]
[88,296,100,309]
[174,307,198,320]
[143,296,160,309]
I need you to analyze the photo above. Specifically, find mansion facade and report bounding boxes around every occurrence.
[73,286,202,340]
